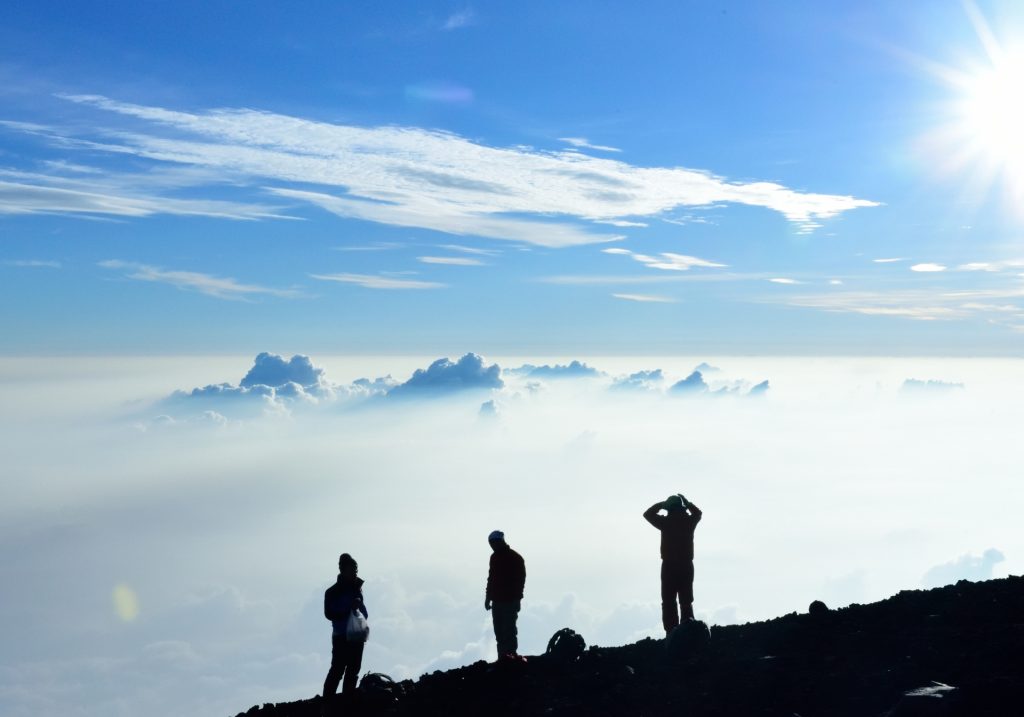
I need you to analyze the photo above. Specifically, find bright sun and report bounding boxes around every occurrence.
[957,51,1024,171]
[922,4,1024,212]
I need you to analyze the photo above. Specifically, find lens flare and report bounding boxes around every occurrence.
[112,584,139,622]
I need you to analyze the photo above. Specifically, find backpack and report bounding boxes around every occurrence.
[545,627,586,663]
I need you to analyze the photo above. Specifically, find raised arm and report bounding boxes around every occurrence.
[683,497,702,522]
[643,501,666,528]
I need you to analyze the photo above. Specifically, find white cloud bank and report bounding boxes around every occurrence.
[1,95,878,245]
[1,354,1021,717]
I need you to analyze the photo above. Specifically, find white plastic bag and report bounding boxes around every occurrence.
[346,610,369,643]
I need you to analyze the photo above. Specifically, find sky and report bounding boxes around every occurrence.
[2,3,1024,717]
[3,0,1024,354]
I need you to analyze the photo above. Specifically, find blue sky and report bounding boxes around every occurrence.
[3,0,1024,354]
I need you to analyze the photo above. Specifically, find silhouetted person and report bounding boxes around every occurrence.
[644,494,702,635]
[485,530,527,661]
[322,553,367,715]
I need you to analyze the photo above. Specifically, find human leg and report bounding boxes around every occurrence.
[341,640,364,696]
[681,560,695,620]
[322,635,345,713]
[660,561,682,634]
[492,600,521,656]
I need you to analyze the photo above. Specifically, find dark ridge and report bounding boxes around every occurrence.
[235,575,1024,717]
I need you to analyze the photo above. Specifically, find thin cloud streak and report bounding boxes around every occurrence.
[310,273,447,290]
[784,286,1024,322]
[559,137,622,153]
[612,293,677,303]
[4,259,62,268]
[602,247,727,271]
[418,256,485,266]
[99,260,301,300]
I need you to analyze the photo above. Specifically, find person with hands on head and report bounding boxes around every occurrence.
[322,553,368,715]
[643,494,702,635]
[485,530,527,662]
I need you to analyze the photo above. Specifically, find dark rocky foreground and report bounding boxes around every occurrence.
[236,575,1024,717]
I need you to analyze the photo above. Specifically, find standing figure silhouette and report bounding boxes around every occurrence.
[643,494,702,635]
[322,553,367,715]
[484,530,527,662]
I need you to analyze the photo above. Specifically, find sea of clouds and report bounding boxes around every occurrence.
[0,353,1019,717]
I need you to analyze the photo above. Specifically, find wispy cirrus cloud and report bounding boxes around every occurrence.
[0,178,291,220]
[310,273,446,290]
[784,285,1024,322]
[438,244,501,256]
[612,293,676,303]
[4,259,61,268]
[956,260,1024,272]
[873,257,906,264]
[559,137,622,153]
[769,277,802,285]
[99,260,301,300]
[442,9,475,31]
[2,94,878,246]
[601,247,727,271]
[417,256,485,266]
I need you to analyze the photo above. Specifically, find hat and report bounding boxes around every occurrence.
[488,530,505,543]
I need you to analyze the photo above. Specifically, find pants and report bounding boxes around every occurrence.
[323,635,364,705]
[661,559,694,634]
[491,600,521,656]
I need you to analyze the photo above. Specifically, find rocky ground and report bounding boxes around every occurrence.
[235,575,1024,717]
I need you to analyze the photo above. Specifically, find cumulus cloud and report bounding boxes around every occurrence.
[161,353,393,418]
[240,353,325,389]
[921,549,1005,588]
[99,260,300,300]
[2,95,878,243]
[910,263,947,272]
[511,360,602,379]
[478,400,500,419]
[669,370,709,394]
[748,379,770,396]
[610,369,664,392]
[387,353,503,398]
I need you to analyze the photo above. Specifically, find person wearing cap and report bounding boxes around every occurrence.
[484,530,527,661]
[322,553,368,714]
[643,494,703,635]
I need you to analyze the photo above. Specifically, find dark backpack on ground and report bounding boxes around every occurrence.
[359,672,405,709]
[545,628,586,663]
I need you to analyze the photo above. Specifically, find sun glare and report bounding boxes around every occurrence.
[921,4,1024,214]
[958,51,1024,170]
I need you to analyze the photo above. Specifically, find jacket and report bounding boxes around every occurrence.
[647,506,702,562]
[324,575,368,635]
[486,546,526,602]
